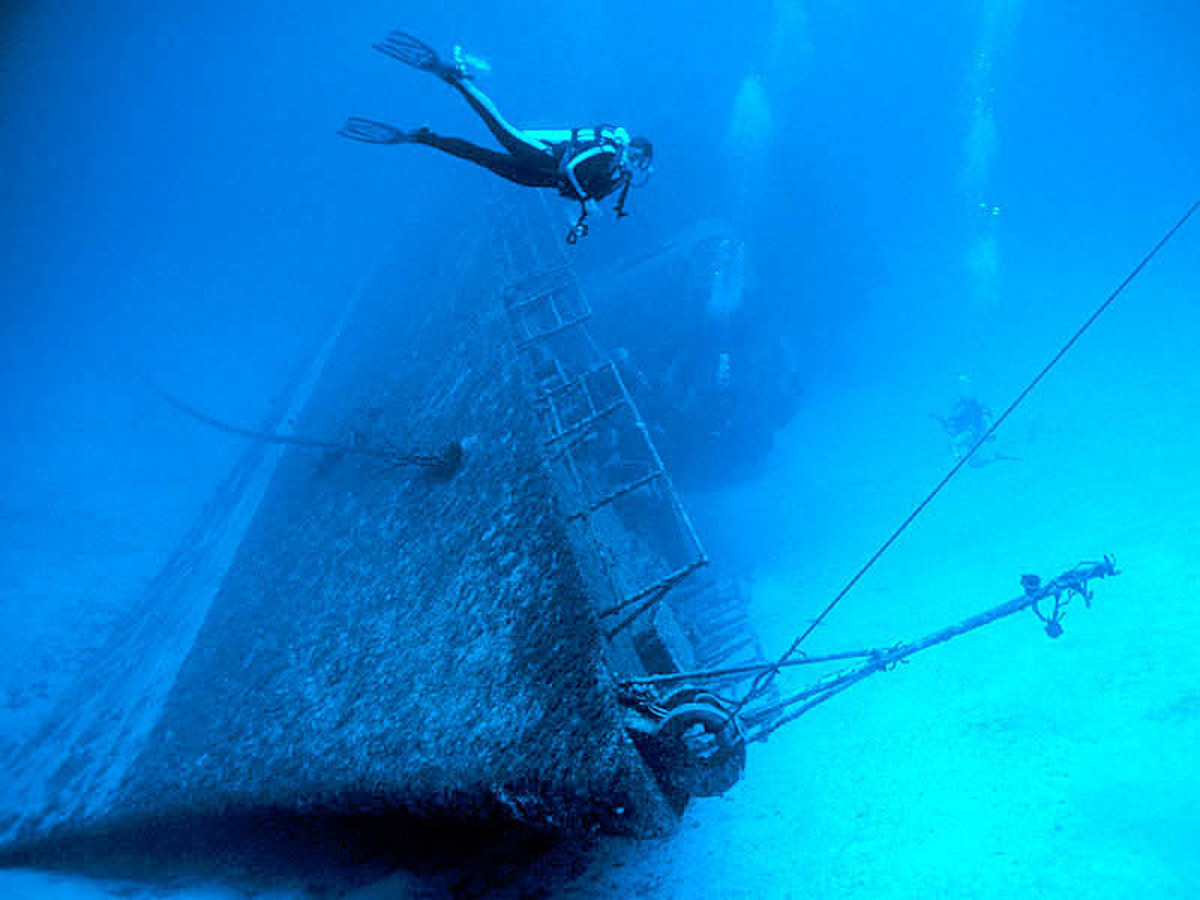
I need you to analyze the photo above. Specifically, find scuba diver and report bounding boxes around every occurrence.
[933,383,1018,468]
[340,31,654,243]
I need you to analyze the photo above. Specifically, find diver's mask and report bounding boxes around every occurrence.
[607,128,654,220]
[626,136,654,186]
[605,126,654,185]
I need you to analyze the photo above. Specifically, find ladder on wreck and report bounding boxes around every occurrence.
[493,197,707,645]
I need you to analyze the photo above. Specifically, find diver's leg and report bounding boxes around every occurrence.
[414,130,559,187]
[372,31,549,158]
[338,117,419,144]
[445,77,552,161]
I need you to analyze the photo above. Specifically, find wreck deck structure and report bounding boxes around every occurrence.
[0,199,755,862]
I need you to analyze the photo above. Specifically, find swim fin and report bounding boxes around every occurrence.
[337,118,426,145]
[373,31,460,81]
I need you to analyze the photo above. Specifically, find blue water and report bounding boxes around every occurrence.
[2,1,1198,897]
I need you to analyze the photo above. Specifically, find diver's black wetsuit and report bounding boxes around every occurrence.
[413,76,629,203]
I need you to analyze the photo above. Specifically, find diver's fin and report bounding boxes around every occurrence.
[373,31,460,81]
[338,117,422,145]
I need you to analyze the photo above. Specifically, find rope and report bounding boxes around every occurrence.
[160,390,461,474]
[726,199,1200,722]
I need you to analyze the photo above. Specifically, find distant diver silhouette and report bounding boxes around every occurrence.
[339,30,654,243]
[933,393,1018,468]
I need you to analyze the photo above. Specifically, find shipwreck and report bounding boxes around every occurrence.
[0,196,1119,872]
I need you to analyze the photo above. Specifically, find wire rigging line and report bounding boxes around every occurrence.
[727,198,1200,721]
[159,390,461,472]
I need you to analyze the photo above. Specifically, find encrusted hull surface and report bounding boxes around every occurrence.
[0,214,685,861]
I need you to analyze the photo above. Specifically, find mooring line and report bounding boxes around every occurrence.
[726,198,1200,722]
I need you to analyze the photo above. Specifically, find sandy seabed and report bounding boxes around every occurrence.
[3,295,1197,900]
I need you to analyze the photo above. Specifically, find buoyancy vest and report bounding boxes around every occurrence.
[555,125,632,203]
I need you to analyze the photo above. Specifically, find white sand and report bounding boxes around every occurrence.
[4,238,1196,899]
